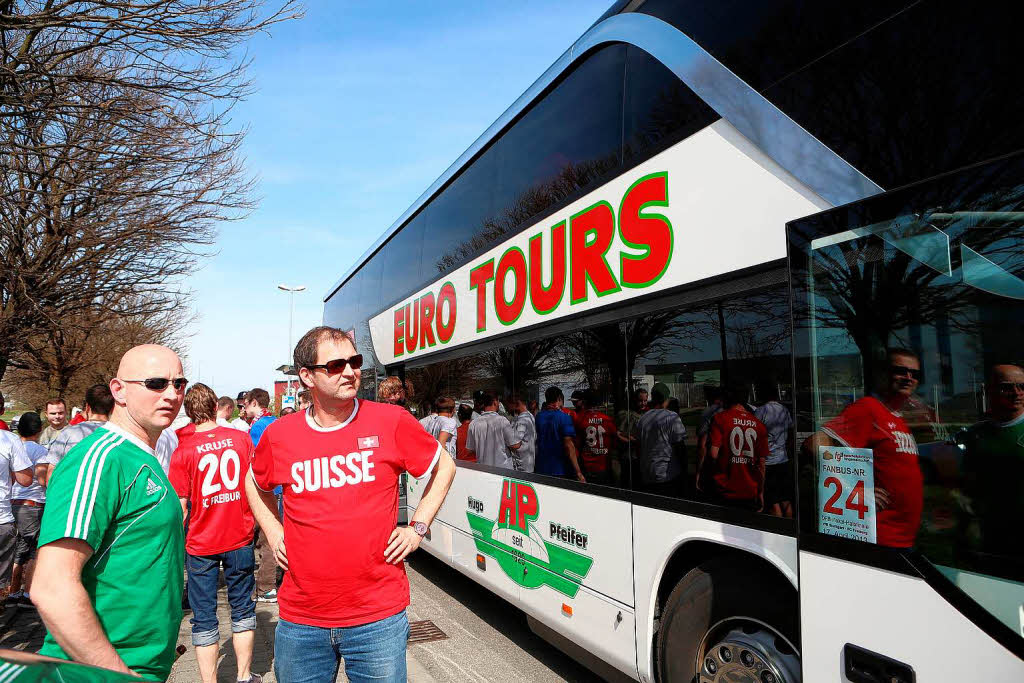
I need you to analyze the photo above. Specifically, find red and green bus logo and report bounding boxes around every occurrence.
[466,479,594,597]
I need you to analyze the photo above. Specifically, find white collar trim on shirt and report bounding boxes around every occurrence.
[304,399,359,432]
[101,421,156,456]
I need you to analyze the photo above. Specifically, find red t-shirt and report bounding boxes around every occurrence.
[456,421,474,461]
[823,396,922,548]
[68,413,86,426]
[0,419,8,431]
[251,399,441,627]
[579,410,617,474]
[708,406,769,501]
[168,426,255,556]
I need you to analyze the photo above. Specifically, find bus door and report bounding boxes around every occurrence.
[788,153,1024,680]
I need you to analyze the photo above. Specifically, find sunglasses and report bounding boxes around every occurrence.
[890,365,921,380]
[122,377,189,392]
[305,354,363,374]
[997,382,1024,394]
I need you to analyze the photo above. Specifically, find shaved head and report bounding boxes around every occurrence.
[110,344,187,447]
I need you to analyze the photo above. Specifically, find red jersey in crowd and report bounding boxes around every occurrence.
[68,412,86,426]
[251,400,441,628]
[456,421,474,461]
[168,426,255,556]
[579,409,617,474]
[707,406,769,502]
[822,396,922,548]
[0,419,8,431]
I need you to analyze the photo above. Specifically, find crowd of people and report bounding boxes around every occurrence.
[0,326,456,682]
[409,381,795,517]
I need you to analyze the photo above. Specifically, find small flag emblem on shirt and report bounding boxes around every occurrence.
[358,435,379,449]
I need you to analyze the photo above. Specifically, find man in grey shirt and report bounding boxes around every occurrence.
[636,388,687,497]
[507,395,537,472]
[754,382,794,518]
[40,384,112,485]
[465,393,521,469]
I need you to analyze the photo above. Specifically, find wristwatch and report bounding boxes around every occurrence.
[412,521,429,537]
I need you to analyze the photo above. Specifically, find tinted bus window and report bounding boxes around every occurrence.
[493,44,625,241]
[381,213,426,306]
[764,1,1024,189]
[637,0,914,92]
[622,45,718,163]
[791,152,1024,639]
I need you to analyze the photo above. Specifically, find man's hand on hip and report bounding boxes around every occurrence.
[384,526,422,565]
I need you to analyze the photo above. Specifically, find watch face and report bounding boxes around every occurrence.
[413,522,428,536]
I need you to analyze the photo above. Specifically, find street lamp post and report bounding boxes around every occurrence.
[277,284,306,403]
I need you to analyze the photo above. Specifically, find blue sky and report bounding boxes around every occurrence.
[184,1,610,397]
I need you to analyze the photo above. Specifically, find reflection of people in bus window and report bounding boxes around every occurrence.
[696,385,723,477]
[703,384,768,511]
[464,393,520,469]
[805,348,924,549]
[755,382,794,518]
[535,387,584,482]
[576,391,617,486]
[455,404,474,462]
[506,395,537,473]
[961,364,1024,560]
[636,389,686,497]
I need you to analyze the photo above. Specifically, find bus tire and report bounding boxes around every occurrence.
[655,557,799,683]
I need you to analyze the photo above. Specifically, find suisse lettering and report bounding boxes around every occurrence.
[290,450,376,494]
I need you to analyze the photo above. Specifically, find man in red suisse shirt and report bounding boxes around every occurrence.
[168,383,260,683]
[245,326,455,683]
[805,348,924,549]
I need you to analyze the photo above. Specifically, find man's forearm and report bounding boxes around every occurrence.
[245,473,283,539]
[34,575,130,673]
[410,455,455,527]
[566,441,583,476]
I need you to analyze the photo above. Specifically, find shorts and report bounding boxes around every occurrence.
[186,541,257,646]
[0,522,17,587]
[764,461,794,506]
[12,502,43,563]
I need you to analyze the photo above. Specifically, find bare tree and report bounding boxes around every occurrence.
[0,1,302,384]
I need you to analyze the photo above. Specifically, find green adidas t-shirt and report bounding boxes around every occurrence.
[37,422,184,682]
[962,413,1024,556]
[0,655,144,682]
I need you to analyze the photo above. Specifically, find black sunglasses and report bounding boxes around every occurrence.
[889,365,921,380]
[122,377,188,392]
[997,382,1024,393]
[305,354,363,374]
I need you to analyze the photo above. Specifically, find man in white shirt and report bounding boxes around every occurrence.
[216,396,237,429]
[465,393,521,469]
[419,397,458,457]
[231,392,251,432]
[0,428,35,602]
[39,399,68,446]
[507,395,537,472]
[9,412,48,606]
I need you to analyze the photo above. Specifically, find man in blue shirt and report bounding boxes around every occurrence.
[534,387,584,482]
[243,388,279,602]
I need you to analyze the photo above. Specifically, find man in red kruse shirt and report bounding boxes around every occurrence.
[245,326,456,682]
[703,385,769,511]
[168,383,259,683]
[805,348,924,549]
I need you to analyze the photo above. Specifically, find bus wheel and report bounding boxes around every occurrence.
[655,558,800,683]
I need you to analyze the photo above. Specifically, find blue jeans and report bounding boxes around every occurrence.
[186,542,257,646]
[274,611,409,682]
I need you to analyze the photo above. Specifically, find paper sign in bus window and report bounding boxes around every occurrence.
[818,446,876,544]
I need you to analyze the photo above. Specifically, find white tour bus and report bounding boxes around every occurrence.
[323,2,1024,681]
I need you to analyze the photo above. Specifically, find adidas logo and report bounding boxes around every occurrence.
[146,479,161,496]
